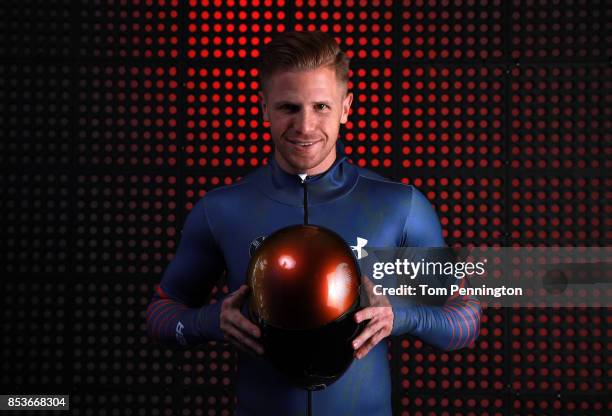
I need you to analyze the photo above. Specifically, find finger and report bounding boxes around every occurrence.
[377,292,391,306]
[221,309,261,339]
[226,285,250,306]
[354,306,380,323]
[360,275,392,306]
[225,333,249,354]
[232,310,262,338]
[226,332,264,356]
[352,319,385,350]
[355,328,386,359]
[227,313,264,351]
[360,275,375,304]
[361,275,374,289]
[236,333,264,355]
[224,324,264,355]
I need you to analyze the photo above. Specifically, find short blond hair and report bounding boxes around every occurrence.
[258,30,350,94]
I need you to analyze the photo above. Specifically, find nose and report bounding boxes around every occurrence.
[294,108,316,134]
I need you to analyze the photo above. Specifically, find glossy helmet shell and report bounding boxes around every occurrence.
[247,224,362,390]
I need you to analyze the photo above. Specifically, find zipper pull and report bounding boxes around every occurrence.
[299,173,309,225]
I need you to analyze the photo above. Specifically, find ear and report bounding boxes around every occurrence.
[258,91,269,122]
[340,91,353,124]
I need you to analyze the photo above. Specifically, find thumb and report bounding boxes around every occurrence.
[360,275,374,306]
[230,284,250,304]
[361,275,389,306]
[361,275,374,289]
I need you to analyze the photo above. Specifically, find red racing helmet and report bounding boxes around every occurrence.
[247,224,363,390]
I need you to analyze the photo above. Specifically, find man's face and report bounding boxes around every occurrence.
[259,66,353,175]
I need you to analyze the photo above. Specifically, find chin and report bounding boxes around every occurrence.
[281,153,317,170]
[276,144,333,174]
[288,160,316,173]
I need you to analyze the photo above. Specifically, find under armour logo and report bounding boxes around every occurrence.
[351,237,368,260]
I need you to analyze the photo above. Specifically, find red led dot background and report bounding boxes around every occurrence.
[0,1,610,415]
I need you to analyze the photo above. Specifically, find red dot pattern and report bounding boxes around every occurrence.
[78,0,180,58]
[510,308,608,395]
[511,0,611,60]
[397,308,506,395]
[400,0,505,61]
[399,176,505,246]
[0,65,71,168]
[1,282,67,387]
[71,393,173,416]
[185,175,242,209]
[181,345,236,390]
[400,66,505,169]
[512,397,610,415]
[77,66,179,168]
[399,395,505,416]
[181,392,236,416]
[185,66,271,169]
[509,176,609,245]
[2,174,71,274]
[0,1,72,58]
[294,0,394,59]
[510,65,610,170]
[343,65,395,170]
[75,174,178,275]
[73,282,175,387]
[187,0,285,59]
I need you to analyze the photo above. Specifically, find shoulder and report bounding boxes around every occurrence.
[198,165,266,208]
[353,165,420,207]
[353,165,439,223]
[184,169,265,238]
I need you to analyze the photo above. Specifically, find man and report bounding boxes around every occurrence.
[147,31,481,415]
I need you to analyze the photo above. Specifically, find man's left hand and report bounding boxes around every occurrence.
[352,276,394,359]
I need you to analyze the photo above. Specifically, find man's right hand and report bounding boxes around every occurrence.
[220,284,264,356]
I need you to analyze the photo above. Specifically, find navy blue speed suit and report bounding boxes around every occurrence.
[146,142,481,415]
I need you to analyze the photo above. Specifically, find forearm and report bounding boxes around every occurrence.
[146,287,224,346]
[392,296,481,350]
[147,197,228,346]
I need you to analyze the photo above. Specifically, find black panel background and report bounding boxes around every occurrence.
[0,1,610,415]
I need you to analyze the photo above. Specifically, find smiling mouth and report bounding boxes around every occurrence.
[286,138,320,147]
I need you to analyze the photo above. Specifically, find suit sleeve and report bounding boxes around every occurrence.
[146,197,226,346]
[391,186,482,350]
